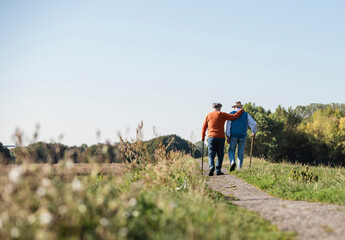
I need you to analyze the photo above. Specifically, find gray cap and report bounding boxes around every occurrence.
[213,102,222,108]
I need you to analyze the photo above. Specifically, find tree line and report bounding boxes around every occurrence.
[0,135,200,164]
[193,103,345,166]
[243,102,345,166]
[1,103,344,166]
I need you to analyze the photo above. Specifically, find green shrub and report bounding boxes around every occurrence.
[289,167,319,182]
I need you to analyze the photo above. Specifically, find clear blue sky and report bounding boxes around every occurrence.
[1,0,344,146]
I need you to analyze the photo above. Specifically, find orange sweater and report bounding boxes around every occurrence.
[201,109,244,140]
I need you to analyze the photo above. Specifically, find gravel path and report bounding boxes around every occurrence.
[199,161,345,240]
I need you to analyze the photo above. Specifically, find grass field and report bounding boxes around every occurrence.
[0,156,296,239]
[227,156,345,205]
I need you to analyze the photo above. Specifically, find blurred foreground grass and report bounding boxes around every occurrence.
[0,155,296,239]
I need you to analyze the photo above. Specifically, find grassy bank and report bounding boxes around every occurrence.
[0,155,295,239]
[230,157,345,205]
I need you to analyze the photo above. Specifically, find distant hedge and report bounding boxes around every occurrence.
[9,135,201,164]
[145,134,201,158]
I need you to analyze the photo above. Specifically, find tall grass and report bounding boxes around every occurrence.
[231,157,345,205]
[0,130,296,239]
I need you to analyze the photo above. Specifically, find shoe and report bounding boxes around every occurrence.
[216,171,225,175]
[208,167,215,176]
[230,163,236,172]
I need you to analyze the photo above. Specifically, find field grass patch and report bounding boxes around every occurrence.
[232,157,345,205]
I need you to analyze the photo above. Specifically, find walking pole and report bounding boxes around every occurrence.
[201,142,204,174]
[250,135,254,168]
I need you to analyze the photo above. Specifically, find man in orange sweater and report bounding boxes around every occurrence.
[202,103,244,176]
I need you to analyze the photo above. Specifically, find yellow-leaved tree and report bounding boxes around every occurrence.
[300,108,345,164]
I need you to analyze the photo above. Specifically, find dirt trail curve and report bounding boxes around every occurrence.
[198,160,345,240]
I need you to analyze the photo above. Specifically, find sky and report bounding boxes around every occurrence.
[1,0,344,146]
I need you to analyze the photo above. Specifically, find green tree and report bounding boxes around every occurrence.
[13,142,67,163]
[145,135,201,158]
[0,142,12,164]
[271,106,313,163]
[295,103,345,119]
[243,103,283,160]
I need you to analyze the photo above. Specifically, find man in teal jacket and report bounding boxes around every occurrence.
[226,101,257,171]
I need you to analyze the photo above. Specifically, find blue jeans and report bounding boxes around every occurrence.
[208,137,225,173]
[228,137,246,169]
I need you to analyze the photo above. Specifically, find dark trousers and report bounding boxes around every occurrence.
[208,137,225,173]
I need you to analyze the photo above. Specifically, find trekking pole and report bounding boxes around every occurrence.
[250,135,254,168]
[201,142,204,174]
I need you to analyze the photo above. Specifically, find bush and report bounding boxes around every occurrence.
[0,143,12,164]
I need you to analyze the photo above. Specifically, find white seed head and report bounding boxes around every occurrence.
[65,159,74,169]
[132,211,139,217]
[129,197,137,207]
[108,200,117,210]
[72,179,83,192]
[10,227,20,238]
[27,214,36,224]
[39,212,52,225]
[122,211,130,218]
[36,187,46,197]
[99,217,109,227]
[78,204,87,213]
[8,166,22,183]
[41,178,51,187]
[96,196,104,205]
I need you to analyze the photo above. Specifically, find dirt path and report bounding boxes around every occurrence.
[199,160,345,240]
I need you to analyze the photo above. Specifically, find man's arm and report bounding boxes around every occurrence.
[201,116,208,141]
[226,120,232,137]
[223,109,244,121]
[247,114,257,136]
